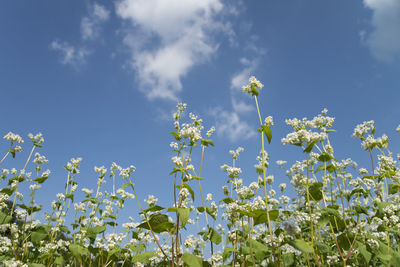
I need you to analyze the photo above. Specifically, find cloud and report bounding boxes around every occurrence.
[363,0,400,62]
[81,3,110,40]
[51,2,109,67]
[50,40,90,67]
[209,107,256,142]
[116,0,232,101]
[230,57,259,114]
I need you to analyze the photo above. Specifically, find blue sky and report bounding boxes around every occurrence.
[1,0,400,224]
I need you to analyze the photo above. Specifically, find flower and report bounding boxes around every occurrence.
[242,76,263,96]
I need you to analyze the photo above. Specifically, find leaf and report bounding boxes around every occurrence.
[261,125,272,144]
[304,141,316,153]
[389,183,400,195]
[54,256,65,266]
[282,253,295,266]
[171,132,181,141]
[143,205,165,213]
[59,225,70,233]
[168,207,191,227]
[359,245,371,263]
[318,152,334,162]
[315,241,331,254]
[126,244,146,253]
[204,227,221,245]
[27,264,46,267]
[181,253,203,267]
[69,243,89,260]
[220,197,233,204]
[289,239,314,254]
[248,239,269,261]
[353,205,369,215]
[0,211,13,224]
[309,182,323,201]
[183,183,195,201]
[252,209,279,225]
[137,213,174,233]
[86,225,106,239]
[31,231,48,243]
[201,139,214,147]
[34,176,48,184]
[121,182,135,190]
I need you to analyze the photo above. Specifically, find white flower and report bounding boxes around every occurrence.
[264,116,274,126]
[206,193,212,201]
[206,126,215,137]
[3,132,24,143]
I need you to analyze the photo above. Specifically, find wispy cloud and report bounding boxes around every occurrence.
[230,57,259,114]
[115,0,233,101]
[51,2,109,67]
[81,3,110,41]
[209,106,256,142]
[363,0,400,62]
[50,40,90,67]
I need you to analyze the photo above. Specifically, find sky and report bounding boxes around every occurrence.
[1,0,400,226]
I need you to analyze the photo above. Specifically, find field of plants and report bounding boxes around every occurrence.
[1,77,400,266]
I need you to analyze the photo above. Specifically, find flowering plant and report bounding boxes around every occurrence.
[1,77,400,266]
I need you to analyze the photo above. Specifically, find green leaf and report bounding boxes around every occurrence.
[389,183,400,195]
[222,247,238,261]
[196,206,217,220]
[168,207,191,227]
[171,132,181,141]
[201,139,214,147]
[34,176,48,184]
[353,205,369,215]
[0,187,15,196]
[203,227,221,245]
[182,253,203,267]
[309,182,323,201]
[27,264,46,267]
[31,231,48,243]
[126,244,146,253]
[248,239,269,261]
[359,245,371,263]
[143,205,165,213]
[54,256,65,266]
[131,251,157,263]
[289,239,314,254]
[303,141,316,153]
[183,183,195,201]
[261,125,272,144]
[318,152,334,162]
[121,182,135,190]
[251,209,279,225]
[192,176,203,181]
[315,241,331,254]
[86,225,106,239]
[137,213,174,233]
[0,211,13,224]
[282,253,295,266]
[69,243,89,260]
[59,225,70,233]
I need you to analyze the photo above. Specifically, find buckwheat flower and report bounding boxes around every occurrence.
[56,193,65,200]
[266,175,274,184]
[1,169,9,178]
[171,156,183,167]
[33,153,48,164]
[170,142,179,150]
[352,120,375,139]
[264,116,274,126]
[11,168,17,174]
[82,188,93,195]
[145,195,158,206]
[222,185,229,195]
[206,126,215,137]
[249,182,259,190]
[29,184,41,191]
[28,132,44,146]
[206,193,212,201]
[94,166,107,177]
[276,160,287,166]
[221,164,242,178]
[279,195,290,205]
[279,183,287,191]
[3,132,24,143]
[396,125,400,132]
[229,147,244,160]
[269,189,276,197]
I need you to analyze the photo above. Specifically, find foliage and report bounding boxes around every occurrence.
[1,77,400,266]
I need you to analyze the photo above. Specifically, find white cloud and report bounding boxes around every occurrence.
[230,57,259,114]
[81,3,110,40]
[116,0,231,101]
[209,107,256,142]
[50,40,90,66]
[363,0,400,62]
